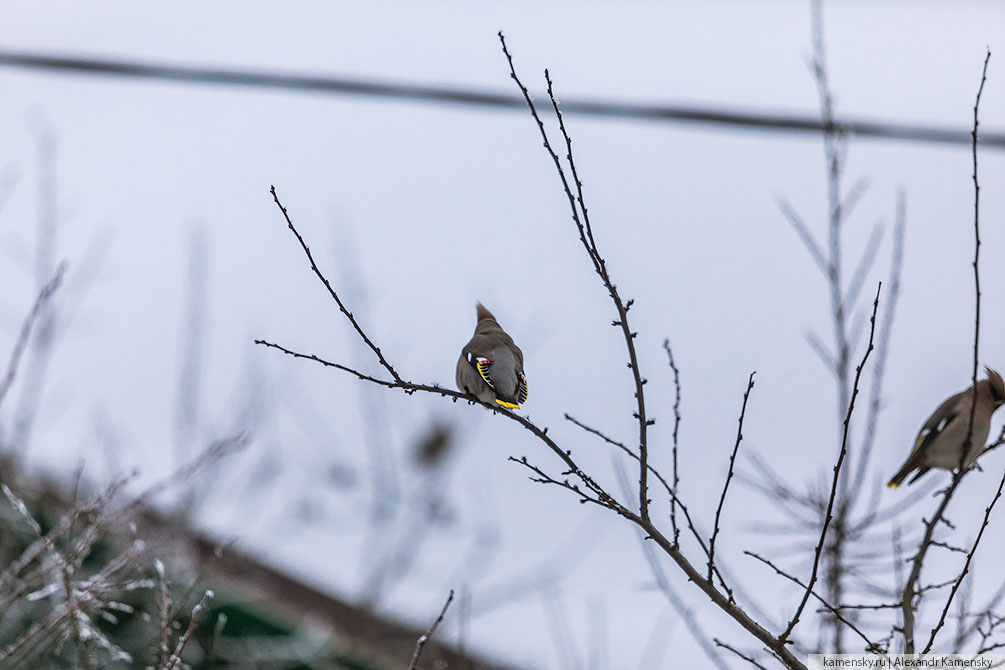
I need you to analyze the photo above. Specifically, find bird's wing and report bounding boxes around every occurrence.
[475,356,495,388]
[461,340,501,391]
[912,394,963,454]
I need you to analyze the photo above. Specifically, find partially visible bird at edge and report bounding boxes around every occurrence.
[456,303,528,410]
[888,366,1005,488]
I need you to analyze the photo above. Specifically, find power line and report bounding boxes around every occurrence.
[1,49,1002,150]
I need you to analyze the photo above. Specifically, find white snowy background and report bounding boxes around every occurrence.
[0,1,1004,667]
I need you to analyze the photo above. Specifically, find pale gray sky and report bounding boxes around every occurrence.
[0,1,1003,667]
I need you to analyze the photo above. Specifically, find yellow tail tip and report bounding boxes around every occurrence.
[886,481,899,490]
[495,399,520,410]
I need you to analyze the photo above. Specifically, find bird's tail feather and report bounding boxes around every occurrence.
[887,452,926,489]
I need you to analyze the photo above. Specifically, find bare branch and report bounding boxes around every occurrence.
[709,372,756,581]
[925,430,1005,654]
[902,48,991,656]
[258,338,621,514]
[779,282,881,642]
[964,49,991,476]
[509,456,614,510]
[663,339,683,544]
[565,413,732,596]
[901,477,967,653]
[613,459,728,668]
[499,33,652,520]
[714,638,770,670]
[408,589,454,670]
[746,551,882,652]
[269,186,402,383]
[162,589,214,670]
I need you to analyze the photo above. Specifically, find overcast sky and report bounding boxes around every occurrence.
[1,1,1004,668]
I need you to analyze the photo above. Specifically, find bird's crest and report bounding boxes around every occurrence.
[985,366,1005,403]
[476,302,496,322]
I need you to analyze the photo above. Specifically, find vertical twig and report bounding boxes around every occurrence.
[663,339,683,545]
[162,590,213,670]
[0,264,66,410]
[919,49,992,655]
[498,33,652,520]
[408,589,455,670]
[963,49,990,463]
[708,372,756,581]
[780,283,881,642]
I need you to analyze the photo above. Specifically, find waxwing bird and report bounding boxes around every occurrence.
[887,367,1005,488]
[456,303,528,410]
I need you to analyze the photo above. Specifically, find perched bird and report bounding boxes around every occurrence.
[456,303,528,410]
[887,366,1005,488]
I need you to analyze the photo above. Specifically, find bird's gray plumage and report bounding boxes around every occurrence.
[455,303,528,409]
[888,366,1005,488]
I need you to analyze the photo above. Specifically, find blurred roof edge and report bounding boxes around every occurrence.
[1,458,523,670]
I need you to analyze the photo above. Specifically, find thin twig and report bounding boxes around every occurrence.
[63,566,96,670]
[714,638,770,670]
[564,413,732,596]
[0,263,66,409]
[901,49,991,656]
[925,421,1005,653]
[612,459,728,668]
[664,339,683,545]
[408,589,455,670]
[499,32,652,520]
[779,283,881,642]
[963,49,990,485]
[269,186,401,383]
[709,372,756,581]
[163,590,213,670]
[901,476,966,653]
[747,551,881,652]
[258,337,620,513]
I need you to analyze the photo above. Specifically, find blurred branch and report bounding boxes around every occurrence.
[162,589,214,670]
[0,540,145,666]
[408,589,454,670]
[855,191,905,487]
[0,263,66,412]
